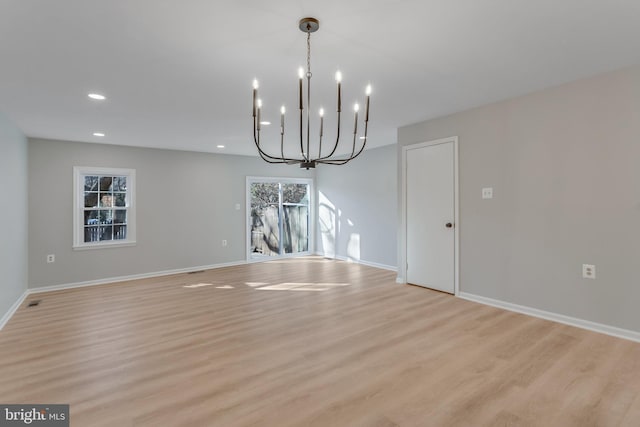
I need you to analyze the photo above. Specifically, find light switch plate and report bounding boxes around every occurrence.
[482,187,493,199]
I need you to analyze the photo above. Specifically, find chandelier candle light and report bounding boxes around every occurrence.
[252,17,371,169]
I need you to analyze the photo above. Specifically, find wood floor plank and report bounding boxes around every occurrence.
[0,257,639,426]
[620,392,640,427]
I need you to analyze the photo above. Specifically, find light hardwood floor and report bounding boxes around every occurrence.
[1,257,639,426]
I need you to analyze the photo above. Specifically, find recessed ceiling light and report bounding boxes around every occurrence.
[217,145,225,148]
[93,132,105,137]
[260,121,271,126]
[88,93,106,100]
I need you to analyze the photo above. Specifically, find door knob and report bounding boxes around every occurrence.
[445,222,453,228]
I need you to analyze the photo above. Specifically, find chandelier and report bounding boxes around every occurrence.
[252,17,371,169]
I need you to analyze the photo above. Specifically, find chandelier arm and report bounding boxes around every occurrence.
[258,151,287,164]
[320,135,358,165]
[255,125,282,163]
[318,121,323,158]
[254,138,289,163]
[299,100,307,161]
[252,120,296,163]
[350,122,357,158]
[281,124,285,161]
[316,112,342,160]
[317,146,368,165]
[317,121,369,165]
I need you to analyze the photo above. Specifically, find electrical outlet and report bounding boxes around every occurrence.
[46,254,55,263]
[222,240,228,247]
[235,204,241,210]
[482,187,493,199]
[582,264,596,279]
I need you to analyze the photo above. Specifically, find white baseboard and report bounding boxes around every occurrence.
[30,256,395,296]
[317,253,397,272]
[0,289,29,330]
[12,265,638,344]
[29,260,248,294]
[27,253,397,298]
[458,292,640,343]
[3,259,290,329]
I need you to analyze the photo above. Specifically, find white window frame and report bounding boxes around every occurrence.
[73,166,137,250]
[246,176,314,261]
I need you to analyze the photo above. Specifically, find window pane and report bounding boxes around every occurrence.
[84,220,121,242]
[85,192,99,208]
[112,176,127,191]
[114,225,127,240]
[114,210,127,224]
[99,176,113,192]
[283,183,308,204]
[99,225,113,241]
[250,182,280,256]
[114,193,126,207]
[251,183,279,207]
[84,226,100,242]
[99,210,113,224]
[84,210,100,225]
[283,205,309,254]
[282,184,309,254]
[251,204,280,256]
[100,194,114,207]
[85,210,114,225]
[84,176,99,191]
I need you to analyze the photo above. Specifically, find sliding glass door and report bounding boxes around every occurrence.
[247,177,312,259]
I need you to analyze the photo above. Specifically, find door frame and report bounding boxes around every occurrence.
[399,136,459,295]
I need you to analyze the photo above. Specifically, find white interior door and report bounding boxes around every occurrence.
[406,141,455,293]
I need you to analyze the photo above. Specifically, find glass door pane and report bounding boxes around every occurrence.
[282,183,309,254]
[250,182,281,257]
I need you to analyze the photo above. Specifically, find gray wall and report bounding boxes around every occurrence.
[0,112,28,317]
[398,65,640,332]
[28,139,313,288]
[316,144,397,269]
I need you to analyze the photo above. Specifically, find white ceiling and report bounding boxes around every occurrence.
[1,0,639,157]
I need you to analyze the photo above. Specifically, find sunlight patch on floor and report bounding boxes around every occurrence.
[184,275,351,292]
[256,282,351,292]
[266,258,334,264]
[183,283,216,288]
[245,282,269,287]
